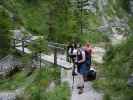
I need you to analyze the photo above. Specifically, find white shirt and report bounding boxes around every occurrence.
[74,49,86,63]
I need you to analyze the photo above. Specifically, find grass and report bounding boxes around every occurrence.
[93,36,133,100]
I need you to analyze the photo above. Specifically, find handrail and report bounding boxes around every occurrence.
[48,42,66,47]
[48,44,65,50]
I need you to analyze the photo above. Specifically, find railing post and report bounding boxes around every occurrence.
[54,48,57,65]
[40,52,42,68]
[22,39,25,54]
[13,39,16,48]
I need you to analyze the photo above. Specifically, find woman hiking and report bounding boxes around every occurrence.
[82,42,93,81]
[75,44,90,94]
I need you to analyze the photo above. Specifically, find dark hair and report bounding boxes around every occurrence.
[77,43,81,48]
[73,42,77,49]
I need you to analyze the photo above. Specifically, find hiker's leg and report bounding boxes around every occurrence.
[77,73,84,88]
[77,74,84,94]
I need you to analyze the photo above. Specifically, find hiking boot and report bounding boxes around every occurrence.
[78,88,83,94]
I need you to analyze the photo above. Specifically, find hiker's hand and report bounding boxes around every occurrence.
[74,61,78,65]
[72,71,77,76]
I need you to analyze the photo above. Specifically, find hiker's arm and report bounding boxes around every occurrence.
[78,52,86,63]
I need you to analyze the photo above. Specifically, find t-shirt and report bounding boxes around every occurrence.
[83,46,92,57]
[76,49,86,63]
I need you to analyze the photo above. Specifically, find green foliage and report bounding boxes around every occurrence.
[23,66,67,100]
[41,82,70,100]
[0,0,113,44]
[28,37,47,53]
[0,71,28,90]
[128,17,133,31]
[0,7,13,57]
[80,31,109,44]
[116,0,129,12]
[0,65,70,100]
[105,0,128,19]
[8,0,76,43]
[2,0,105,43]
[93,36,133,100]
[46,0,81,43]
[84,12,101,29]
[21,53,32,64]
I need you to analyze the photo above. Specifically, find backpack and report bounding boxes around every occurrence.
[84,68,96,81]
[68,46,73,56]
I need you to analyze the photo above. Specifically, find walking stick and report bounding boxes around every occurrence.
[72,63,75,89]
[72,62,78,89]
[72,52,78,89]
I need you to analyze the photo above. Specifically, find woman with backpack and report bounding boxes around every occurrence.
[83,43,92,70]
[75,44,90,94]
[66,42,73,62]
[82,43,93,81]
[75,42,93,94]
[67,41,77,63]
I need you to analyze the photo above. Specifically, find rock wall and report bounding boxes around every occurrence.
[0,55,22,77]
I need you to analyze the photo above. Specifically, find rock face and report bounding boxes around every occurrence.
[0,92,16,100]
[128,74,133,87]
[92,46,106,63]
[0,55,22,77]
[82,0,97,13]
[0,88,24,100]
[72,0,130,39]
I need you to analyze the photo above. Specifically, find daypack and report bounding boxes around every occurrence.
[68,46,73,56]
[84,67,96,81]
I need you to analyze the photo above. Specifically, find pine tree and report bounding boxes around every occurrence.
[28,37,47,68]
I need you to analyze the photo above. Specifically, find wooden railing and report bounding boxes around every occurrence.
[12,38,67,65]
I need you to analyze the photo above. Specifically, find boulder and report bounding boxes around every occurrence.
[127,74,133,87]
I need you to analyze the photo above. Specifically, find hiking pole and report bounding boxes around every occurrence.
[72,51,78,89]
[72,75,74,89]
[72,63,75,89]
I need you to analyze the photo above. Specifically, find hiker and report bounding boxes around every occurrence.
[66,42,73,62]
[82,42,92,81]
[67,42,77,63]
[67,42,78,76]
[71,42,78,76]
[75,45,89,94]
[83,43,92,69]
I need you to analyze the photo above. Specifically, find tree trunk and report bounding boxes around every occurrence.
[80,0,83,35]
